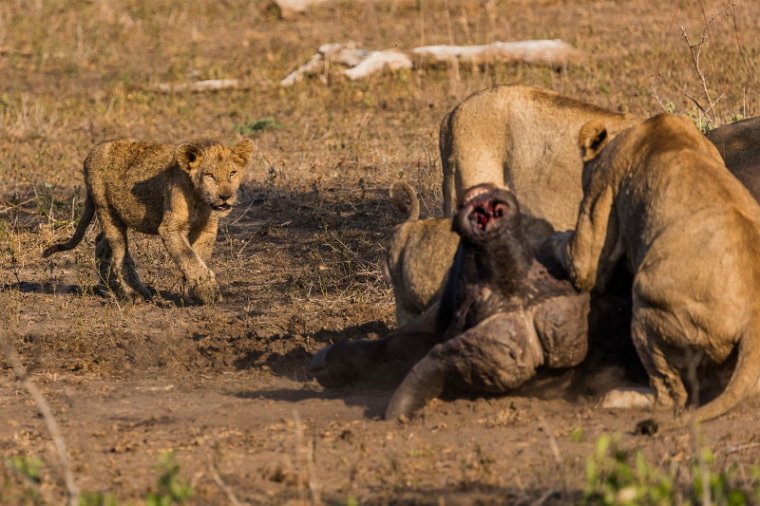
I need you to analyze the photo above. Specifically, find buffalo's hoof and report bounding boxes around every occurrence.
[310,342,361,389]
[385,354,446,420]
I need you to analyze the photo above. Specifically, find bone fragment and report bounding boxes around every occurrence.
[153,79,241,93]
[342,50,412,80]
[268,0,332,19]
[412,39,581,67]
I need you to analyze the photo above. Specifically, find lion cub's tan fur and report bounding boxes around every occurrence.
[561,113,760,424]
[439,85,637,227]
[44,138,254,304]
[384,182,458,325]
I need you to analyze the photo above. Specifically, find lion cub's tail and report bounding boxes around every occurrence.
[687,316,760,425]
[42,193,95,258]
[389,182,420,222]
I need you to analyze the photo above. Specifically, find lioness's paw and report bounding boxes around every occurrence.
[600,387,655,409]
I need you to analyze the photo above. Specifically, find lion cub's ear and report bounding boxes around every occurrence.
[578,119,609,162]
[176,143,203,171]
[232,139,255,166]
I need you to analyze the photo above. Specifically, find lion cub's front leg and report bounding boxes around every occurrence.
[158,198,221,304]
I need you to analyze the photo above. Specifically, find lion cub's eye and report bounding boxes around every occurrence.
[230,170,238,178]
[204,172,216,180]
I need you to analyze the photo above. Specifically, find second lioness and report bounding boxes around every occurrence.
[554,113,760,424]
[44,138,254,304]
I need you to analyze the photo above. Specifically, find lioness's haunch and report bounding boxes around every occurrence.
[554,113,760,425]
[43,138,254,304]
[311,185,590,418]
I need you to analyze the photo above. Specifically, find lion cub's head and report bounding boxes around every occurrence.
[176,139,255,213]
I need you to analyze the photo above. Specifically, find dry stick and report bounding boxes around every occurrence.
[530,488,559,506]
[683,0,745,124]
[293,410,321,505]
[720,442,760,456]
[209,463,247,506]
[681,25,715,125]
[729,3,754,80]
[537,416,567,497]
[0,333,79,506]
[690,423,713,506]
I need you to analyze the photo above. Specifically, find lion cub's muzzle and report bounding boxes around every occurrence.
[210,193,234,212]
[210,202,232,212]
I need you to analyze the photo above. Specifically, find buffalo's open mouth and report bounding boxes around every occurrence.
[466,198,509,232]
[210,203,232,211]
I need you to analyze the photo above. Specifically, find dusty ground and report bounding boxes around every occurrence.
[2,0,760,504]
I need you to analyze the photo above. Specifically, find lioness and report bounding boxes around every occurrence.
[440,85,638,225]
[385,182,458,325]
[555,113,760,424]
[440,85,760,224]
[44,138,255,304]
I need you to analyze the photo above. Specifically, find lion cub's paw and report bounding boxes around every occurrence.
[189,273,222,304]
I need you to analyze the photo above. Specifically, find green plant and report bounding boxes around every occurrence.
[5,455,43,485]
[233,117,280,135]
[583,434,674,505]
[144,452,193,506]
[2,455,44,505]
[78,491,118,506]
[583,434,758,506]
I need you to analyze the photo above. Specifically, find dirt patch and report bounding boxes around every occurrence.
[2,0,760,503]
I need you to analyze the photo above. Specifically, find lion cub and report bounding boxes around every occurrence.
[44,138,254,304]
[384,182,459,325]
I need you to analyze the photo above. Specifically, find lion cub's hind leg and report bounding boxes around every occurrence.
[95,232,117,296]
[95,209,151,302]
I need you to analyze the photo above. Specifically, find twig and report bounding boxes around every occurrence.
[680,25,715,124]
[530,488,559,506]
[293,410,321,505]
[0,332,79,506]
[209,463,247,506]
[537,415,567,497]
[719,442,760,456]
[228,200,257,226]
[690,422,712,506]
[151,79,244,93]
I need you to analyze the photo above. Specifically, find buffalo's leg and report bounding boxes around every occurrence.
[386,311,543,419]
[531,292,590,368]
[311,304,441,389]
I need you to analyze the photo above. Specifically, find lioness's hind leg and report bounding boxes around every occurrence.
[631,311,688,409]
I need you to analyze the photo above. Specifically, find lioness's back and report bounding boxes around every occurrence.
[441,85,636,227]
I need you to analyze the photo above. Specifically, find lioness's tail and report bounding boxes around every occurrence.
[687,316,760,424]
[389,182,420,222]
[42,193,95,258]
